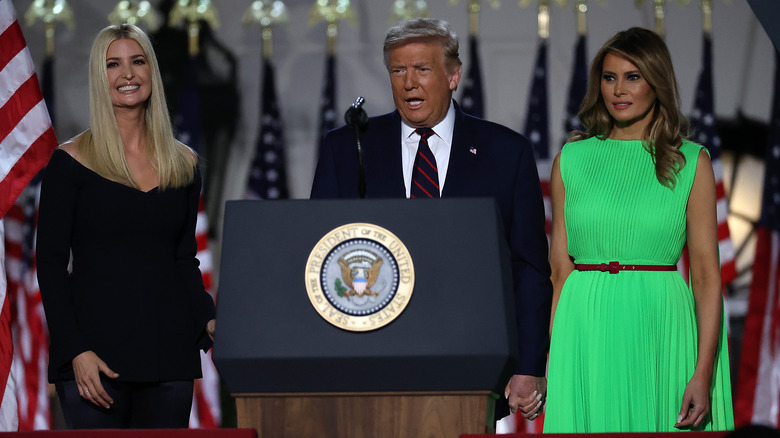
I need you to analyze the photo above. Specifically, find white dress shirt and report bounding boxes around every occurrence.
[400,101,456,198]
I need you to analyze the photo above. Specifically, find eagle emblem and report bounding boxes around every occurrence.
[337,249,383,298]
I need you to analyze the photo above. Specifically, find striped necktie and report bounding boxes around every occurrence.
[410,128,439,198]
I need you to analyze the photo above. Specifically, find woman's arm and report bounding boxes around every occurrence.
[676,149,722,428]
[174,163,216,349]
[37,147,118,409]
[549,152,574,334]
[37,149,89,368]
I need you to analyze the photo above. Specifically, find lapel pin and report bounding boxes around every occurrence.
[469,146,477,155]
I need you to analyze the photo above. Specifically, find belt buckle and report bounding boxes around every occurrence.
[603,261,620,274]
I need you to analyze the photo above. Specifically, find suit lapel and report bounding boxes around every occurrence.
[367,111,406,197]
[442,103,479,197]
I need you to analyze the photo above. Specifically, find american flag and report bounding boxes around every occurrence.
[1,0,59,430]
[171,54,220,429]
[317,54,336,152]
[0,0,57,218]
[5,49,56,432]
[245,58,288,200]
[525,39,551,239]
[460,35,484,119]
[687,33,737,287]
[734,51,780,428]
[563,35,587,137]
[5,177,49,430]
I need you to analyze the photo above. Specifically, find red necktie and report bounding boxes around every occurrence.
[410,128,439,198]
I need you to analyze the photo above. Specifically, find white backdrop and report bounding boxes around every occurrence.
[14,0,775,228]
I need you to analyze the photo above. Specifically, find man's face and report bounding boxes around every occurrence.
[387,40,461,129]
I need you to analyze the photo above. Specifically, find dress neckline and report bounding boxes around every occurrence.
[56,148,159,194]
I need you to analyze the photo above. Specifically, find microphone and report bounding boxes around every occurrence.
[345,96,368,131]
[345,97,368,198]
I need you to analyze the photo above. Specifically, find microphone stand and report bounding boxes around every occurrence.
[344,96,369,198]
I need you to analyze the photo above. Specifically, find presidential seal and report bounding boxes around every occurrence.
[305,223,415,331]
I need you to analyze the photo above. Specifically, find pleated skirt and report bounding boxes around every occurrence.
[543,270,733,433]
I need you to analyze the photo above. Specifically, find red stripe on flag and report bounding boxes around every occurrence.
[193,380,217,428]
[717,221,731,241]
[735,227,774,426]
[0,21,25,71]
[0,284,13,405]
[720,260,737,287]
[196,235,209,253]
[4,242,20,261]
[0,75,45,140]
[3,205,24,223]
[0,127,57,218]
[539,180,550,197]
[715,181,726,200]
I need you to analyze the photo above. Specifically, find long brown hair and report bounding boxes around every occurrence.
[571,27,689,189]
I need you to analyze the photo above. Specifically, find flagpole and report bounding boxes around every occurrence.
[24,0,74,57]
[653,0,665,37]
[309,0,355,57]
[701,0,712,35]
[168,0,220,57]
[576,0,587,36]
[390,0,429,22]
[244,0,289,60]
[469,0,480,35]
[107,0,160,30]
[244,0,290,200]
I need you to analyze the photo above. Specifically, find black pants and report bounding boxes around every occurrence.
[55,378,194,429]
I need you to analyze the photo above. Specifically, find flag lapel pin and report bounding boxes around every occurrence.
[469,146,477,155]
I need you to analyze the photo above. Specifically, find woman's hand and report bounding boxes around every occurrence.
[675,372,711,428]
[72,350,119,409]
[504,374,546,420]
[206,319,216,342]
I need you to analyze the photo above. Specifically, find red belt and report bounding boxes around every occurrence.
[574,261,677,274]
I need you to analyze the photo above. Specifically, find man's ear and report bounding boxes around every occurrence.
[448,65,462,91]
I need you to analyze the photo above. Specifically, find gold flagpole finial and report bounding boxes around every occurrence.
[450,0,501,11]
[537,0,551,39]
[519,0,566,9]
[169,0,220,56]
[108,1,161,30]
[244,1,289,59]
[309,0,355,56]
[635,0,693,36]
[25,0,75,57]
[468,0,481,35]
[653,0,665,37]
[701,0,712,34]
[390,0,430,24]
[575,0,587,35]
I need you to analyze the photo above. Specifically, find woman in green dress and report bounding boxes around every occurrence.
[543,27,733,432]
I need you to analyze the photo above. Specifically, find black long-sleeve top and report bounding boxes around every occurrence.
[36,148,216,383]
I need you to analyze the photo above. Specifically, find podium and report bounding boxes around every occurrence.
[214,199,519,438]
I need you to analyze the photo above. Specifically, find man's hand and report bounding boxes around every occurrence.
[206,319,216,342]
[72,350,119,409]
[504,374,546,420]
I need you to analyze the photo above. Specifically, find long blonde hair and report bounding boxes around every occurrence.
[571,27,688,189]
[80,23,195,190]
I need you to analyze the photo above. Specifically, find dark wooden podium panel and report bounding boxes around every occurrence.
[236,392,495,438]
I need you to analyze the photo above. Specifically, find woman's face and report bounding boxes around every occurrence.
[105,38,152,110]
[600,52,657,135]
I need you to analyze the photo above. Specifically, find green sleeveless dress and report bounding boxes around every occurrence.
[543,137,734,433]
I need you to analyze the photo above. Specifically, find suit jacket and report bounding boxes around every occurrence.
[311,102,552,377]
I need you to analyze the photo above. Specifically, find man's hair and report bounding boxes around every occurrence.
[383,18,461,72]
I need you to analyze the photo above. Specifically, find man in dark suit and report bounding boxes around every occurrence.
[310,18,551,420]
